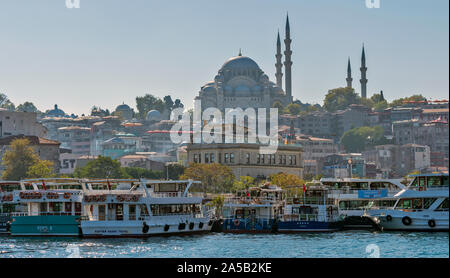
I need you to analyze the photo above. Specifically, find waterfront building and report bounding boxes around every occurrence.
[186,143,303,180]
[0,109,46,138]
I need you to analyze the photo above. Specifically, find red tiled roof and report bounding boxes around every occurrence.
[0,135,60,146]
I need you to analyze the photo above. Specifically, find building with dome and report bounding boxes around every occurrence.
[114,103,134,120]
[45,104,67,118]
[195,15,294,114]
[146,110,161,122]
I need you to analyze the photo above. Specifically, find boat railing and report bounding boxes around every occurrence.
[224,197,283,205]
[10,212,82,217]
[286,197,334,205]
[281,213,340,222]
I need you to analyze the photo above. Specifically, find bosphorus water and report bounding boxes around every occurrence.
[1,231,448,258]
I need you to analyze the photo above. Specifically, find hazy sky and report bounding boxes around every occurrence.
[0,0,448,116]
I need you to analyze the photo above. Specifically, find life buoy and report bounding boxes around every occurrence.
[402,216,412,226]
[19,192,25,198]
[428,219,436,228]
[386,215,392,222]
[233,219,240,227]
[64,192,71,199]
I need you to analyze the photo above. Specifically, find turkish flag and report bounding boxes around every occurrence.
[303,183,306,193]
[42,180,47,191]
[107,180,111,191]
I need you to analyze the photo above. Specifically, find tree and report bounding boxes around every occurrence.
[122,167,163,179]
[0,93,15,110]
[174,99,184,109]
[232,176,256,192]
[340,126,390,153]
[272,101,284,114]
[73,156,129,179]
[1,138,55,180]
[269,172,305,197]
[373,100,388,112]
[16,102,39,113]
[180,163,235,193]
[135,94,165,119]
[26,160,55,178]
[2,139,40,180]
[371,92,385,104]
[167,163,186,180]
[163,95,174,112]
[390,94,427,107]
[323,87,359,112]
[283,103,301,115]
[206,195,225,217]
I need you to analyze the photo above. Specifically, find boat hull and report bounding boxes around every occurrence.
[277,220,344,232]
[80,218,212,238]
[372,214,449,231]
[222,218,276,233]
[10,215,81,237]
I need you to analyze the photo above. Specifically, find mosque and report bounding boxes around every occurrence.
[195,15,294,113]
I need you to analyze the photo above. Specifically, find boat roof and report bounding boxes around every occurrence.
[395,188,449,198]
[408,173,449,177]
[320,178,403,183]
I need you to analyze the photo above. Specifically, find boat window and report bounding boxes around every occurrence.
[418,177,426,187]
[412,199,423,209]
[98,205,106,221]
[129,205,136,220]
[435,198,449,211]
[50,202,63,213]
[140,205,149,217]
[396,199,413,209]
[424,198,437,209]
[64,202,72,213]
[40,202,48,213]
[0,183,21,192]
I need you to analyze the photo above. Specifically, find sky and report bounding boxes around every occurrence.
[0,0,448,116]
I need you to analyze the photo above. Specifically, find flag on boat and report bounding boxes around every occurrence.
[107,180,111,190]
[42,180,47,191]
[303,183,306,193]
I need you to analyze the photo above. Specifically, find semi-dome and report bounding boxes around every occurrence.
[221,56,260,71]
[46,104,66,117]
[146,110,161,121]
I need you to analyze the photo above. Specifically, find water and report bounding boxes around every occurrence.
[0,231,448,258]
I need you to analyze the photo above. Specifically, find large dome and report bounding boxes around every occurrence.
[221,56,260,71]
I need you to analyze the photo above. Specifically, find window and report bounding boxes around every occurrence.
[289,155,292,165]
[198,153,201,163]
[272,155,276,164]
[279,155,282,164]
[225,153,229,163]
[218,153,222,163]
[282,155,286,165]
[261,154,265,164]
[205,153,209,163]
[194,154,198,163]
[129,205,136,220]
[293,155,297,165]
[257,154,260,164]
[246,153,250,164]
[435,198,448,211]
[210,153,215,163]
[230,153,235,163]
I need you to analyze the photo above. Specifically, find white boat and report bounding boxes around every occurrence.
[320,178,406,229]
[80,179,214,238]
[366,174,449,231]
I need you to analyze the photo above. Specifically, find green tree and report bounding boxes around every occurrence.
[180,163,235,193]
[373,100,388,112]
[232,176,256,192]
[135,94,165,119]
[0,93,15,110]
[122,167,163,179]
[206,194,225,217]
[283,103,301,115]
[323,87,359,112]
[340,126,389,153]
[2,139,40,180]
[272,101,284,114]
[73,156,129,179]
[26,160,55,178]
[167,163,186,180]
[16,101,39,113]
[371,92,385,104]
[390,94,427,107]
[1,138,55,180]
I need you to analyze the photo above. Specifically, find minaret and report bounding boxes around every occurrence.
[346,57,353,88]
[360,44,368,98]
[284,13,292,97]
[275,30,283,88]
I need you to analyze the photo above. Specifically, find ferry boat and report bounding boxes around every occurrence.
[320,178,406,229]
[221,184,285,233]
[366,173,449,231]
[8,178,85,237]
[80,179,213,238]
[0,181,23,235]
[277,184,344,232]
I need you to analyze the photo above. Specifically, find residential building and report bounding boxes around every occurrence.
[57,126,91,155]
[0,109,46,138]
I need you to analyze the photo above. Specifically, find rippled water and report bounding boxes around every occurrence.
[0,231,448,258]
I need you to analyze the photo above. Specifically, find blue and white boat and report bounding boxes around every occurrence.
[277,184,344,232]
[366,173,449,231]
[8,178,85,237]
[0,181,23,235]
[222,184,285,233]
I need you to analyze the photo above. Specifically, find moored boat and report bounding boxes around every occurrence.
[221,184,285,233]
[80,179,213,238]
[0,181,23,235]
[8,178,85,237]
[366,173,449,231]
[277,184,344,232]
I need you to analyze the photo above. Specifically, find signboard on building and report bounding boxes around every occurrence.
[59,153,82,174]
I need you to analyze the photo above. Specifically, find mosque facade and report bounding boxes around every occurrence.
[195,15,294,114]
